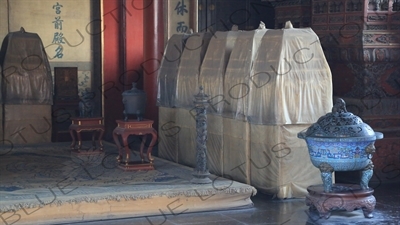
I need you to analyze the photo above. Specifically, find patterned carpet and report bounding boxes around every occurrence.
[0,142,256,214]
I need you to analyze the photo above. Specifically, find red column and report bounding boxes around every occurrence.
[143,0,164,129]
[102,0,123,140]
[102,0,144,140]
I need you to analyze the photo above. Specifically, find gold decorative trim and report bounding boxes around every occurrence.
[76,128,105,132]
[118,123,151,129]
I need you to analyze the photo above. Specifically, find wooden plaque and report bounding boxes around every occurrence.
[54,67,79,101]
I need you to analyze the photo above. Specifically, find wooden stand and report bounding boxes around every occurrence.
[113,119,157,171]
[306,184,376,219]
[69,117,105,154]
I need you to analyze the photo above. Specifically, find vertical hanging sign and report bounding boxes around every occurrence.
[52,2,65,59]
[165,0,191,41]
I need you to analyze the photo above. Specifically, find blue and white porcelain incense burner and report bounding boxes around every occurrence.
[298,98,383,193]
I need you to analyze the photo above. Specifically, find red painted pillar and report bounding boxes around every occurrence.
[102,0,144,140]
[102,0,123,140]
[143,0,164,129]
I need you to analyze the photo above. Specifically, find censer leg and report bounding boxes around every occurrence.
[319,162,334,192]
[360,160,374,189]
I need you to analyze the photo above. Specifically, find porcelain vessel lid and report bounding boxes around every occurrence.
[304,98,375,138]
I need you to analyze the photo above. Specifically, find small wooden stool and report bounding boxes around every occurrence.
[112,119,157,171]
[69,117,105,154]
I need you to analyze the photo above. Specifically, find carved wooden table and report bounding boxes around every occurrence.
[112,119,157,171]
[306,184,376,219]
[69,117,105,154]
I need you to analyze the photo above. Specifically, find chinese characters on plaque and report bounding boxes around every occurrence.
[174,0,189,33]
[166,0,192,40]
[52,2,65,59]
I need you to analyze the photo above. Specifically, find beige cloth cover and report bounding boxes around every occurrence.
[174,32,212,108]
[3,105,52,144]
[157,24,333,199]
[157,34,188,107]
[0,29,53,144]
[0,28,53,105]
[223,28,267,120]
[248,28,332,125]
[199,31,239,114]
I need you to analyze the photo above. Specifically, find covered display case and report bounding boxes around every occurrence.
[157,33,189,108]
[0,28,53,144]
[157,22,333,198]
[173,32,212,108]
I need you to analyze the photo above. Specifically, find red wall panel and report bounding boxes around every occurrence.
[102,0,144,140]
